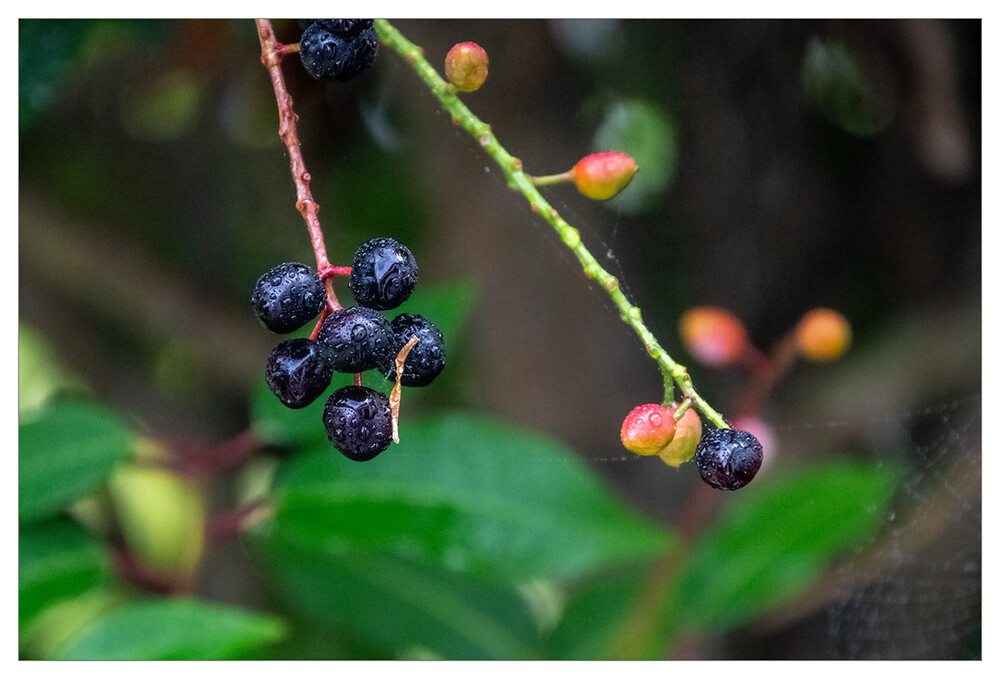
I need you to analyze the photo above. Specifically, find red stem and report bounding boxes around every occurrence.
[173,428,263,478]
[255,19,342,310]
[205,498,269,541]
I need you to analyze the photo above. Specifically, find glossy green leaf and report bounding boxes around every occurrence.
[271,413,673,584]
[19,401,134,524]
[56,598,286,660]
[19,518,111,631]
[255,532,541,659]
[671,460,900,633]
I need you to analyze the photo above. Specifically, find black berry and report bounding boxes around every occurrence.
[348,237,419,311]
[315,19,373,35]
[695,428,764,491]
[251,262,326,334]
[265,338,333,409]
[316,306,392,373]
[323,385,393,461]
[299,21,378,83]
[381,313,446,387]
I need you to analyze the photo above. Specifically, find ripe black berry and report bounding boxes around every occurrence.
[323,385,393,461]
[695,428,764,491]
[265,338,333,409]
[315,19,373,35]
[299,21,379,83]
[348,237,419,311]
[381,313,446,387]
[251,262,326,334]
[316,306,392,373]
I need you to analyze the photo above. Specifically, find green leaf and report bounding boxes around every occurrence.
[56,598,287,660]
[19,20,95,130]
[543,563,654,660]
[592,98,678,214]
[19,401,134,524]
[19,518,111,631]
[255,532,541,659]
[18,322,87,416]
[671,460,900,633]
[801,37,893,137]
[271,412,673,584]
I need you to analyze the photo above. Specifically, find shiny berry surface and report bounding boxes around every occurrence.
[349,237,419,311]
[323,385,393,461]
[316,306,392,373]
[265,338,333,409]
[570,152,638,200]
[445,41,489,92]
[381,313,446,387]
[251,262,326,334]
[657,403,703,467]
[314,19,373,35]
[299,21,378,83]
[620,403,676,456]
[695,428,764,491]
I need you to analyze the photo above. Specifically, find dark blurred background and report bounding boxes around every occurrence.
[19,19,981,659]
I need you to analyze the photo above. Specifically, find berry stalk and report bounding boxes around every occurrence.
[255,19,341,312]
[374,19,729,430]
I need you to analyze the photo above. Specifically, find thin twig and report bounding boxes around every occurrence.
[374,19,728,429]
[255,19,341,311]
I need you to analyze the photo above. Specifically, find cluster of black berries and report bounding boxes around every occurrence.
[299,19,379,83]
[251,237,446,462]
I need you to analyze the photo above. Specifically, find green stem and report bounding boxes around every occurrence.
[375,20,729,430]
[530,171,574,187]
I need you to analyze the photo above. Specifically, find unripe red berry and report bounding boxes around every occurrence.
[657,402,703,467]
[621,403,676,456]
[570,152,638,200]
[679,306,749,367]
[794,307,851,362]
[445,42,489,92]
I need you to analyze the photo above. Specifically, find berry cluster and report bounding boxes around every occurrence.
[252,237,445,462]
[620,401,703,467]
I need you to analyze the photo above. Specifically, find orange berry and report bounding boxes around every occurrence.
[570,152,638,200]
[657,402,703,467]
[678,307,749,367]
[444,42,489,92]
[620,403,676,456]
[794,308,851,362]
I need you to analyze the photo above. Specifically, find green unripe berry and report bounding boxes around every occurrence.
[657,403,703,467]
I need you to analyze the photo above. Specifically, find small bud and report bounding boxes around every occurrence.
[679,306,749,367]
[794,307,851,362]
[621,403,676,456]
[445,41,489,92]
[657,402,703,467]
[570,152,638,200]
